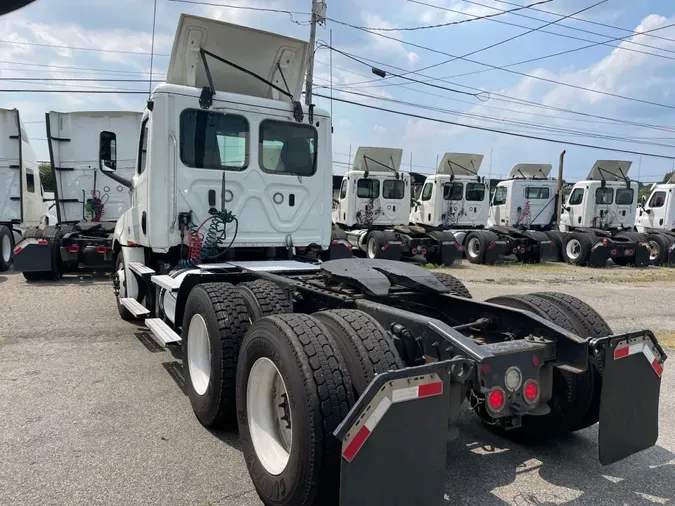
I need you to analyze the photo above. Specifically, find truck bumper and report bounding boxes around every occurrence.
[608,240,650,267]
[58,236,114,270]
[12,238,54,272]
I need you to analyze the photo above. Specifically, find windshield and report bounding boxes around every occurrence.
[259,120,317,176]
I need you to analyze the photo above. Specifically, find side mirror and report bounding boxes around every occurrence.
[99,130,132,188]
[99,131,117,173]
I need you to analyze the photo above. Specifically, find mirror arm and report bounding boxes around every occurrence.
[102,170,132,188]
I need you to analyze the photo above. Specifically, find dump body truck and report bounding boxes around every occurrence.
[333,147,460,266]
[0,108,54,272]
[559,160,649,267]
[412,156,555,264]
[635,175,675,266]
[12,111,142,280]
[100,14,666,506]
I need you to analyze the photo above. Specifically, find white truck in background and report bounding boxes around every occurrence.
[0,108,55,272]
[635,173,675,266]
[558,160,649,267]
[333,147,460,266]
[12,111,141,280]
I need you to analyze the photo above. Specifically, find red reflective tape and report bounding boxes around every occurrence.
[13,246,22,254]
[418,381,443,398]
[37,239,48,245]
[652,359,664,378]
[342,425,371,462]
[382,241,391,251]
[614,347,630,359]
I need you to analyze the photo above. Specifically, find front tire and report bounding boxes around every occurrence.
[114,253,134,321]
[182,283,250,428]
[237,314,352,506]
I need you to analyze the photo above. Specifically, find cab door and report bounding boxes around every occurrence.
[563,187,585,229]
[333,177,349,225]
[413,181,434,225]
[21,163,43,226]
[488,186,507,227]
[644,189,668,229]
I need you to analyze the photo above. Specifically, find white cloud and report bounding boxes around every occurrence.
[374,124,387,134]
[360,13,420,68]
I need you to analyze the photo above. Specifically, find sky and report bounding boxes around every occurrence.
[1,0,675,182]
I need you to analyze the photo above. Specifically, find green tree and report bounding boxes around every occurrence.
[661,170,674,184]
[39,162,54,192]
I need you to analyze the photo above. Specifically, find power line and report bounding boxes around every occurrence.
[166,0,311,24]
[0,60,166,76]
[318,45,489,101]
[326,47,675,133]
[0,89,148,94]
[0,77,161,82]
[373,0,608,82]
[0,39,169,56]
[313,92,675,160]
[327,24,675,111]
[330,0,553,32]
[408,0,675,62]
[491,0,675,45]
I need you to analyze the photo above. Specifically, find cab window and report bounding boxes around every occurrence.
[421,182,433,201]
[616,188,634,205]
[26,168,35,193]
[339,179,348,199]
[492,186,507,206]
[466,182,485,202]
[568,188,584,206]
[382,179,405,199]
[595,187,614,205]
[357,179,379,198]
[180,110,249,171]
[443,182,463,200]
[259,120,317,176]
[526,187,550,199]
[649,191,666,208]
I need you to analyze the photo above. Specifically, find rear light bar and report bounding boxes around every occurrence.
[67,245,80,253]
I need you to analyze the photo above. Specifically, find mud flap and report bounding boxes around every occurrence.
[335,361,468,506]
[634,241,651,267]
[328,240,353,260]
[668,243,675,267]
[12,238,53,272]
[538,240,557,263]
[597,332,666,465]
[379,240,402,260]
[439,240,460,266]
[484,240,507,265]
[589,242,610,267]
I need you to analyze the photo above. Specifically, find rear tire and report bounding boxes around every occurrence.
[465,231,488,264]
[431,272,472,298]
[484,294,595,437]
[365,230,387,259]
[646,233,670,265]
[313,309,403,396]
[0,225,13,271]
[562,232,594,266]
[235,279,292,322]
[182,283,250,429]
[237,314,352,506]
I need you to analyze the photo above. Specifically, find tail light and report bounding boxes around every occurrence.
[37,239,48,245]
[412,247,418,255]
[611,249,617,256]
[512,247,518,254]
[523,380,540,404]
[486,387,506,413]
[420,248,427,256]
[96,246,108,254]
[67,245,80,253]
[519,247,526,253]
[625,249,634,256]
[331,240,339,245]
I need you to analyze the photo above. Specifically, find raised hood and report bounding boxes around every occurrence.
[352,147,403,173]
[586,160,632,181]
[508,163,552,179]
[437,152,483,176]
[166,13,309,101]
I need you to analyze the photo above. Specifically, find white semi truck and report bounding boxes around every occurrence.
[12,111,142,280]
[411,155,555,264]
[99,14,665,506]
[558,160,649,267]
[333,147,460,265]
[0,108,55,272]
[635,173,675,266]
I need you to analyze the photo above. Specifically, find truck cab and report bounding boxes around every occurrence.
[635,176,675,266]
[411,152,488,230]
[559,161,639,232]
[333,147,408,228]
[488,163,558,230]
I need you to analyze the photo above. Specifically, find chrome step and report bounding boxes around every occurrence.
[128,262,155,276]
[119,298,150,317]
[151,274,181,291]
[145,318,182,346]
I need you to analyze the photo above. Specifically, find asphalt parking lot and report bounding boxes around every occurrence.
[1,263,674,506]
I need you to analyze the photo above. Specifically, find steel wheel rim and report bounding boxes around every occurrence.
[367,237,377,259]
[247,357,293,476]
[649,240,660,261]
[566,239,581,260]
[187,314,211,396]
[468,237,481,258]
[1,234,11,263]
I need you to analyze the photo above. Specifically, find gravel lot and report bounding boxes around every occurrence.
[1,263,674,506]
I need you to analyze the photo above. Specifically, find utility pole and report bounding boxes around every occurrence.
[556,150,566,226]
[305,0,326,106]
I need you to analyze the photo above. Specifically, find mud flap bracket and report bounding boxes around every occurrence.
[596,331,666,465]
